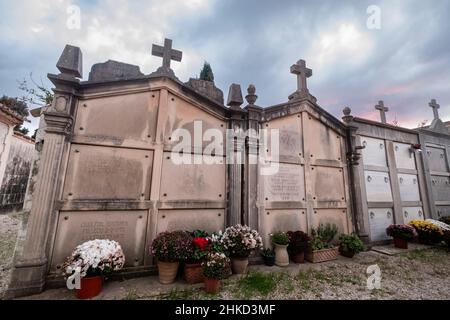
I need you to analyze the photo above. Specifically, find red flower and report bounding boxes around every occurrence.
[193,237,209,251]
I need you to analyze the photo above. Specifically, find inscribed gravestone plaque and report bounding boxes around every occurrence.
[368,208,394,241]
[51,210,148,270]
[394,142,416,170]
[364,171,393,202]
[264,163,305,202]
[63,145,153,200]
[398,174,420,202]
[361,136,387,167]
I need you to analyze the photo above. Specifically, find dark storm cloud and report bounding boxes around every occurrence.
[0,0,449,131]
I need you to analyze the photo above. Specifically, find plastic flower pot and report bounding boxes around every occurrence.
[340,249,356,258]
[76,276,103,299]
[394,237,408,249]
[263,256,275,266]
[204,278,220,294]
[291,251,305,263]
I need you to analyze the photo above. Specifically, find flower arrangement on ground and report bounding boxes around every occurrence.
[184,230,210,284]
[386,224,417,249]
[338,234,364,258]
[222,224,262,274]
[307,223,339,263]
[62,239,125,299]
[287,231,311,263]
[409,220,444,245]
[151,230,193,284]
[202,252,230,294]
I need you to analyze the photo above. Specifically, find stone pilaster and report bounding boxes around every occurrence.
[6,74,77,298]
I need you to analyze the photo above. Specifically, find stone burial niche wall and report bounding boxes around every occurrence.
[6,44,230,297]
[344,115,429,242]
[255,100,353,247]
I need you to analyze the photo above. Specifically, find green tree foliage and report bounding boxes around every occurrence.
[199,61,214,82]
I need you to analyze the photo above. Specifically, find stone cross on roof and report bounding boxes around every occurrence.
[151,38,182,72]
[375,100,389,124]
[429,99,440,120]
[291,59,312,93]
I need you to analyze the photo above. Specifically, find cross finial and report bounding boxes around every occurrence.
[151,38,182,73]
[291,59,312,93]
[429,99,440,120]
[375,100,389,124]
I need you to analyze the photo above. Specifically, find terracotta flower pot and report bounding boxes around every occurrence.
[230,257,249,274]
[158,260,180,284]
[76,276,103,299]
[394,237,408,249]
[204,278,220,294]
[291,251,305,263]
[273,243,289,267]
[184,262,204,284]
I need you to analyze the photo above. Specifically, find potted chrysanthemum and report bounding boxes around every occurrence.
[202,252,230,294]
[151,231,192,284]
[222,225,262,274]
[62,239,125,299]
[386,224,417,248]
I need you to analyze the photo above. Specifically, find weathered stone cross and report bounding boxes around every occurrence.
[429,99,440,120]
[291,59,312,93]
[375,100,389,124]
[152,38,182,70]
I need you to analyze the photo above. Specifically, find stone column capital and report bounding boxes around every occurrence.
[43,111,73,136]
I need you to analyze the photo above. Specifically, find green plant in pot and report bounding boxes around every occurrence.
[287,231,311,264]
[338,234,364,258]
[260,248,275,266]
[306,223,339,263]
[271,231,290,267]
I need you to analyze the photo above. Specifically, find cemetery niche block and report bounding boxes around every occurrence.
[311,209,349,234]
[361,136,387,167]
[264,114,303,159]
[75,92,158,146]
[156,209,225,234]
[364,171,393,202]
[311,166,345,203]
[63,145,153,200]
[431,176,450,201]
[51,210,148,270]
[394,142,416,170]
[263,163,305,203]
[368,208,394,241]
[426,146,448,173]
[304,116,341,161]
[402,207,424,224]
[398,174,421,202]
[160,153,225,202]
[260,209,307,247]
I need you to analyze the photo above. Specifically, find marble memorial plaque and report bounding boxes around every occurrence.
[51,210,148,270]
[431,175,450,201]
[265,115,303,158]
[264,163,305,202]
[368,208,394,241]
[156,209,225,234]
[398,174,421,202]
[394,142,416,170]
[402,207,424,224]
[364,170,393,202]
[427,146,448,173]
[63,144,153,200]
[361,136,387,167]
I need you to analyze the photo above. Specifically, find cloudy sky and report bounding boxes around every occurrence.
[1,0,449,132]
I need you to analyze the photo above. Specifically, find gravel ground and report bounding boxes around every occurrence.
[0,212,21,298]
[2,211,449,300]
